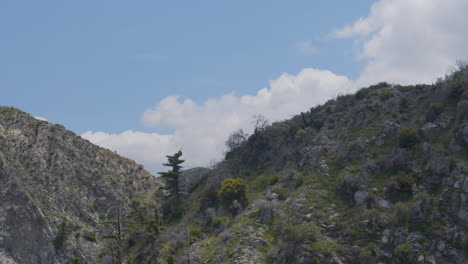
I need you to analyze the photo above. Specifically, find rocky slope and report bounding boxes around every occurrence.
[143,68,468,263]
[0,107,160,263]
[1,67,468,264]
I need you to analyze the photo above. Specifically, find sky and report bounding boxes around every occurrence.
[1,0,468,173]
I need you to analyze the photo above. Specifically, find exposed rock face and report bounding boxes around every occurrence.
[0,107,160,264]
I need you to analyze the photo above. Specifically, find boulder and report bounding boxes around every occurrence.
[354,191,369,205]
[377,200,392,208]
[419,122,439,140]
[382,120,400,136]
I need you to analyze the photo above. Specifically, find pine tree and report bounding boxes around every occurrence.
[158,150,184,199]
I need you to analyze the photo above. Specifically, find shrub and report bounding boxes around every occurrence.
[190,227,201,238]
[83,230,97,242]
[211,216,227,228]
[54,218,70,251]
[394,242,413,257]
[268,174,279,185]
[429,103,444,115]
[379,91,394,101]
[67,258,82,264]
[391,202,411,227]
[462,234,468,251]
[388,172,415,196]
[311,240,342,257]
[218,178,248,213]
[271,187,289,200]
[98,213,107,221]
[282,221,321,244]
[348,166,360,174]
[355,88,369,100]
[358,249,373,264]
[397,126,420,148]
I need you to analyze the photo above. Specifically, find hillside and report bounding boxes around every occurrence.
[137,68,468,263]
[0,67,467,264]
[0,107,161,263]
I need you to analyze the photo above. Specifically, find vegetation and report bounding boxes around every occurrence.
[397,126,420,147]
[2,65,468,263]
[53,218,70,251]
[83,230,97,242]
[379,90,394,101]
[218,178,248,214]
[158,150,184,199]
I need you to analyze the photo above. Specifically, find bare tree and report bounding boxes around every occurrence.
[252,114,269,132]
[225,129,247,151]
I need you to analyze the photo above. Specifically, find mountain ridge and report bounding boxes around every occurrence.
[1,66,468,263]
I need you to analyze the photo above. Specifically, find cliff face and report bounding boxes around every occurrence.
[0,107,160,264]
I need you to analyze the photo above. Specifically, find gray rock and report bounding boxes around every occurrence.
[419,122,439,140]
[354,191,369,205]
[377,199,392,208]
[437,240,446,251]
[382,120,400,136]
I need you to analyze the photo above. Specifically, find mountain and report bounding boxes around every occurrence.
[0,107,161,263]
[1,67,468,264]
[135,68,467,263]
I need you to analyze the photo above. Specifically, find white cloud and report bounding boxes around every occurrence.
[332,0,468,85]
[82,69,353,173]
[82,0,468,174]
[34,116,48,122]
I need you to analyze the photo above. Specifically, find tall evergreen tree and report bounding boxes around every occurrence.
[158,150,184,199]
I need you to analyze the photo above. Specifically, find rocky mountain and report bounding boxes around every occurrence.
[1,66,468,264]
[0,107,160,263]
[136,67,467,263]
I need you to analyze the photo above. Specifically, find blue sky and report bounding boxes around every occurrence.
[1,0,373,134]
[2,0,467,172]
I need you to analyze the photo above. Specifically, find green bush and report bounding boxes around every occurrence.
[429,103,444,115]
[54,219,70,251]
[398,126,420,148]
[311,240,342,257]
[462,234,468,251]
[348,166,360,173]
[389,172,415,194]
[218,178,248,211]
[211,216,228,228]
[379,91,394,101]
[251,175,269,192]
[268,174,279,185]
[190,227,201,238]
[358,250,373,263]
[271,187,289,200]
[98,213,107,221]
[282,221,321,244]
[391,202,411,227]
[355,88,369,100]
[394,242,413,257]
[83,230,97,242]
[67,258,82,264]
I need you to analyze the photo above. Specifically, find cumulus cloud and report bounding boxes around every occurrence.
[83,0,468,174]
[83,69,353,173]
[332,0,468,85]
